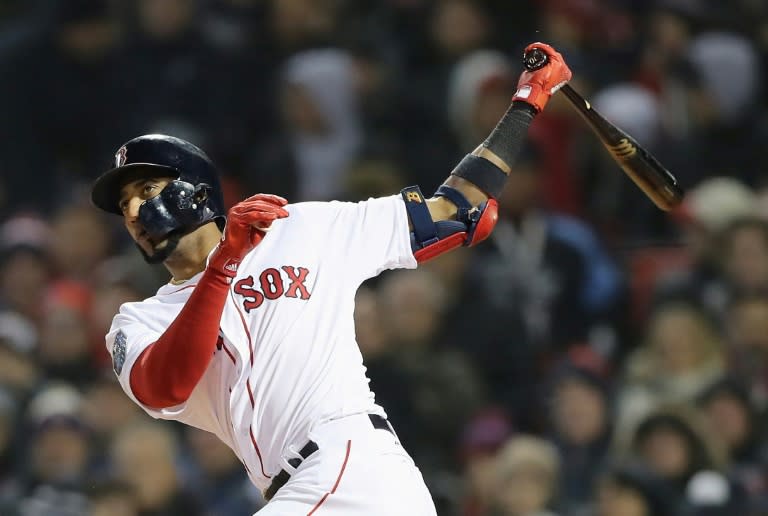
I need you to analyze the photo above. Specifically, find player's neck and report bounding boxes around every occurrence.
[164,223,223,282]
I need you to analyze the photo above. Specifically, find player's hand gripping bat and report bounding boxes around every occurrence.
[523,47,684,211]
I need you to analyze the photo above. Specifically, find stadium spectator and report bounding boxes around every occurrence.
[725,289,768,409]
[625,406,724,497]
[184,426,263,515]
[697,376,768,498]
[87,480,139,516]
[36,281,98,388]
[17,383,92,516]
[109,421,203,516]
[490,435,560,516]
[657,176,757,318]
[459,407,515,516]
[592,462,678,516]
[546,363,614,512]
[616,301,725,435]
[374,268,486,481]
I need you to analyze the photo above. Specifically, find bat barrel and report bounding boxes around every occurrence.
[616,144,684,211]
[557,89,684,212]
[522,45,684,211]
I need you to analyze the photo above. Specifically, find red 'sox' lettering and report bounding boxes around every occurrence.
[234,265,311,312]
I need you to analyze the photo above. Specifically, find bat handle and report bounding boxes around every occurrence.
[523,48,584,105]
[523,48,549,71]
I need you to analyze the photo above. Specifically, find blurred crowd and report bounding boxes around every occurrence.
[0,0,767,515]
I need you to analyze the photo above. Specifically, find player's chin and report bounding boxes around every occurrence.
[138,232,183,264]
[135,238,165,261]
[138,243,168,264]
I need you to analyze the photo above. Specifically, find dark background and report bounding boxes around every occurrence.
[0,1,767,515]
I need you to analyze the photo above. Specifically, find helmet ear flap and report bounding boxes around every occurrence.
[139,180,217,240]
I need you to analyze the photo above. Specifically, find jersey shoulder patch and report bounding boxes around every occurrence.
[112,330,127,375]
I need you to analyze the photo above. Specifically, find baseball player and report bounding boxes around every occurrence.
[91,42,571,514]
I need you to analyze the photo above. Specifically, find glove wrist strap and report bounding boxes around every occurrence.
[208,244,244,279]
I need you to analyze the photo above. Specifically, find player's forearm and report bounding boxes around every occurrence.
[410,101,539,260]
[404,43,570,261]
[477,102,537,172]
[130,268,230,408]
[446,102,536,201]
[426,102,536,221]
[432,40,570,209]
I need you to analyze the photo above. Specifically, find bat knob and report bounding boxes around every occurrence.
[523,48,548,71]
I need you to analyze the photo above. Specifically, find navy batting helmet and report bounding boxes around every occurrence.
[91,134,226,241]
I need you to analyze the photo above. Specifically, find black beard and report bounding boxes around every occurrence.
[136,232,182,264]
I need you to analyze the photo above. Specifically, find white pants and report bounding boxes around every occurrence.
[256,413,437,515]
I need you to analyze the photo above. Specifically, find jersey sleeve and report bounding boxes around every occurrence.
[327,195,417,281]
[106,301,212,426]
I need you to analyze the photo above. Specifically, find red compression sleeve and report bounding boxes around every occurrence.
[129,268,230,408]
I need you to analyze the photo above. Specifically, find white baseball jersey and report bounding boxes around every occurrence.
[106,195,416,492]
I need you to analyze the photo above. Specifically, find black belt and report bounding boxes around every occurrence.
[264,414,394,501]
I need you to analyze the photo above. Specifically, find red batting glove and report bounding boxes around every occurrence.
[208,193,289,278]
[512,42,572,113]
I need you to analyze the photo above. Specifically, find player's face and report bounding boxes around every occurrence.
[119,177,173,255]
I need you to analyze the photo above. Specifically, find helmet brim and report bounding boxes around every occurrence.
[91,163,178,215]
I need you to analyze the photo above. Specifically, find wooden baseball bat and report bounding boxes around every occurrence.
[523,48,684,211]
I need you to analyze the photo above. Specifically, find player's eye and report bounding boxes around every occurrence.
[142,184,157,196]
[119,199,129,213]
